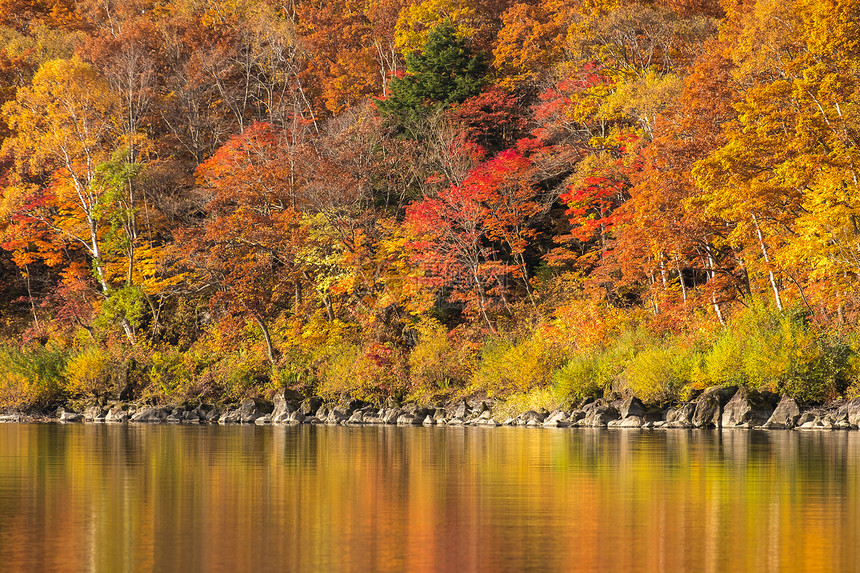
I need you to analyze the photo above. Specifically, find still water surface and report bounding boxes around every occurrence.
[0,424,858,572]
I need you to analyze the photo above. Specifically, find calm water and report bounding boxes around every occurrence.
[0,425,858,572]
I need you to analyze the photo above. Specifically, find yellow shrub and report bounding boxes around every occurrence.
[64,346,113,398]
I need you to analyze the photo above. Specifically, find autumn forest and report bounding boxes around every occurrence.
[1,0,859,412]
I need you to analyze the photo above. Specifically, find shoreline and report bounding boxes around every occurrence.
[3,386,859,431]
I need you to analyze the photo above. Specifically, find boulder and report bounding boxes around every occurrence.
[131,406,167,423]
[692,385,739,428]
[219,399,264,424]
[396,414,420,426]
[59,408,83,423]
[83,405,106,422]
[325,408,349,425]
[608,416,644,428]
[543,410,569,428]
[721,388,778,428]
[300,397,323,416]
[618,397,646,419]
[578,400,619,427]
[380,408,400,424]
[288,410,305,424]
[195,405,220,422]
[271,391,296,423]
[845,398,860,428]
[451,401,469,420]
[763,395,801,429]
[105,406,129,423]
[665,402,696,428]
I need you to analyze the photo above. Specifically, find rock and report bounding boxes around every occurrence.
[845,398,860,428]
[449,400,469,420]
[83,405,106,422]
[423,415,435,426]
[382,408,402,424]
[271,391,296,423]
[131,406,167,423]
[519,411,547,424]
[691,386,738,428]
[288,410,305,424]
[396,414,420,426]
[485,419,499,427]
[763,395,801,429]
[665,402,696,428]
[195,405,220,422]
[796,410,819,426]
[609,416,644,428]
[543,410,569,428]
[347,411,364,425]
[105,406,129,423]
[219,399,265,424]
[183,410,200,423]
[59,409,83,423]
[722,388,778,428]
[578,400,619,427]
[300,397,323,415]
[618,397,646,419]
[325,408,349,425]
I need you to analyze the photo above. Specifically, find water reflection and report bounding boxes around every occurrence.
[0,425,857,572]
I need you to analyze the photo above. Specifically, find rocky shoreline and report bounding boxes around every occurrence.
[2,386,860,430]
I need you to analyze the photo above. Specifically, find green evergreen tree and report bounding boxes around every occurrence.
[377,20,487,127]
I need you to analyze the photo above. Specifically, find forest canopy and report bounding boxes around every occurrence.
[2,0,860,410]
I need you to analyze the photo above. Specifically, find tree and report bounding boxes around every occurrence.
[376,20,487,128]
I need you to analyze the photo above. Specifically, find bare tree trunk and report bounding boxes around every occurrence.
[252,314,278,365]
[674,253,687,308]
[751,213,783,311]
[705,247,725,326]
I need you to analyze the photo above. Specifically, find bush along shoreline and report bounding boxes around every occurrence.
[4,387,860,431]
[3,302,860,429]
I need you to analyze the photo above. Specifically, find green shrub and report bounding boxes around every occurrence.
[0,345,69,410]
[552,353,606,405]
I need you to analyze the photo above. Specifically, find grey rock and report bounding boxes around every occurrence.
[763,395,801,429]
[396,414,420,426]
[271,391,296,423]
[618,397,646,419]
[83,405,105,422]
[300,397,323,415]
[219,399,266,424]
[347,411,364,424]
[665,402,696,428]
[382,408,402,424]
[254,414,272,425]
[722,388,778,428]
[454,401,469,419]
[325,408,349,425]
[288,410,305,424]
[608,416,644,428]
[131,406,167,423]
[846,398,860,428]
[423,415,435,426]
[105,406,129,423]
[691,386,738,428]
[59,409,83,423]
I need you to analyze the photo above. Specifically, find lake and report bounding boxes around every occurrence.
[0,424,857,572]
